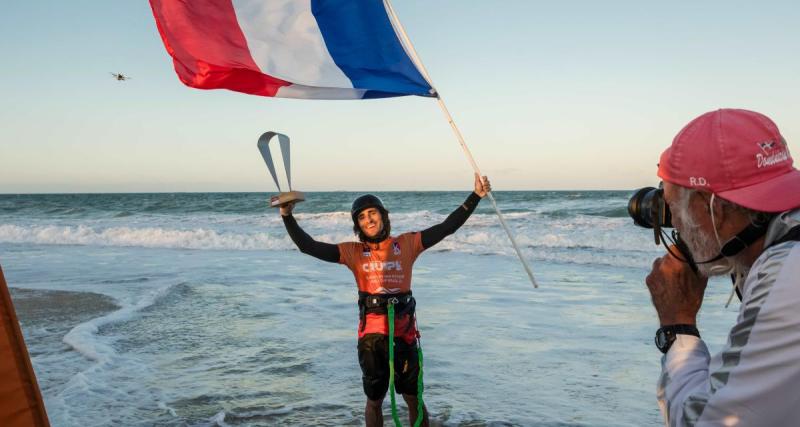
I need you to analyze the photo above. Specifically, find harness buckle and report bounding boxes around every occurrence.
[388,297,399,305]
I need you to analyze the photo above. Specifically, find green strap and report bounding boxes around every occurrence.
[414,340,424,427]
[387,303,403,427]
[387,302,425,427]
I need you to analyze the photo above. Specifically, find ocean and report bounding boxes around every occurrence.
[0,191,739,426]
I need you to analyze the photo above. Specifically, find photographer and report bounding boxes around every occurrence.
[641,109,800,426]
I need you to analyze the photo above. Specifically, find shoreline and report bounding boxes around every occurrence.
[10,287,119,336]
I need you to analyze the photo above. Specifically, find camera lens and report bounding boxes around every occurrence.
[627,187,672,229]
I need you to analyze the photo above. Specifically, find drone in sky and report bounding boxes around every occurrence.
[110,72,131,81]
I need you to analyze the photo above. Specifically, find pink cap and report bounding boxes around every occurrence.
[658,109,800,212]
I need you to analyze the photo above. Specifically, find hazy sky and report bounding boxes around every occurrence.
[1,1,798,193]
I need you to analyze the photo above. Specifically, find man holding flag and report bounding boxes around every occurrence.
[150,1,534,424]
[149,0,536,286]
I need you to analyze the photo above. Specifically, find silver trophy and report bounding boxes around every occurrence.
[257,132,305,208]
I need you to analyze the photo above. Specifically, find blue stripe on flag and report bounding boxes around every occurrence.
[311,0,433,97]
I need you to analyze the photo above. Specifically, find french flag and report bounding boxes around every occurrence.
[150,0,435,100]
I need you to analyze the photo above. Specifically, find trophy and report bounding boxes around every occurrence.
[257,132,305,208]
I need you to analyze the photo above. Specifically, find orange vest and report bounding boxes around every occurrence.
[338,232,425,342]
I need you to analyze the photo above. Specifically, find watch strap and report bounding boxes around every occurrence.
[656,324,700,354]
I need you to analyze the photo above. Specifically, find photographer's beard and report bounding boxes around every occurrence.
[673,192,738,278]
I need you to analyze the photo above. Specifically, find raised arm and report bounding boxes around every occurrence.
[420,174,489,249]
[280,202,340,263]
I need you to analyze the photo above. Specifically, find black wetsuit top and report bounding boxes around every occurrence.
[282,192,482,262]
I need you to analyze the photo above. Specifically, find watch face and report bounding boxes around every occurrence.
[655,331,668,349]
[655,328,676,352]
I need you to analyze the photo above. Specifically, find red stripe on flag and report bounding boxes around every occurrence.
[149,0,290,97]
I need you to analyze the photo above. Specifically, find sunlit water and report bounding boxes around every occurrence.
[1,192,739,426]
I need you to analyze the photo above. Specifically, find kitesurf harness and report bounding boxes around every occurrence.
[357,291,416,334]
[357,291,424,427]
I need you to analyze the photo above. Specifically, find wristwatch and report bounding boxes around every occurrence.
[655,324,700,354]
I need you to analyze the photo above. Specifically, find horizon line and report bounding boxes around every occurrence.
[0,188,634,196]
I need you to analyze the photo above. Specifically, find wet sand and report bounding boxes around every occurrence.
[11,288,119,329]
[9,287,120,393]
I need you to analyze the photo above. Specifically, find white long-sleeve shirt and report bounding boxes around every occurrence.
[657,209,800,427]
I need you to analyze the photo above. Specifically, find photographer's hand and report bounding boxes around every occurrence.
[645,247,708,326]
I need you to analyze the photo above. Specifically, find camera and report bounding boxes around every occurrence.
[627,186,672,229]
[628,185,702,273]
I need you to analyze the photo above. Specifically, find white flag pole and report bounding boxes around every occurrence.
[384,0,538,288]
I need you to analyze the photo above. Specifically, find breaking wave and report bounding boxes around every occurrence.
[0,215,658,262]
[0,224,296,251]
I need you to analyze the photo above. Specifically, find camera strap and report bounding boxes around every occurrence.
[663,216,774,274]
[729,224,800,303]
[770,225,800,247]
[717,216,774,258]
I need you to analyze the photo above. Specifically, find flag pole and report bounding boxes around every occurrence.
[384,1,538,288]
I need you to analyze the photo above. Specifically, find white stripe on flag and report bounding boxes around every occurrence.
[232,0,353,88]
[276,84,367,99]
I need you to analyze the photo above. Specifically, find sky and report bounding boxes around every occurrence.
[1,1,798,193]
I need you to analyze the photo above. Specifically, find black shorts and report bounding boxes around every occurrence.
[357,334,421,401]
